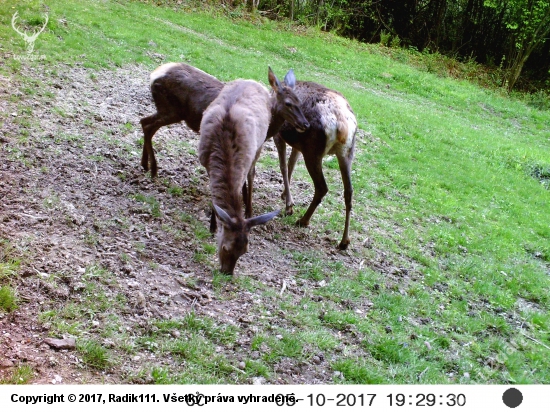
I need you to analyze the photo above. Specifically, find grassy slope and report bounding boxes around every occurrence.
[1,0,549,383]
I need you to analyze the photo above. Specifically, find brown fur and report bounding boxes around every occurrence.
[274,81,357,250]
[198,68,309,275]
[140,63,224,178]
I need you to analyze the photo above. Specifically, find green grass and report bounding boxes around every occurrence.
[1,0,549,384]
[0,240,20,312]
[135,312,251,383]
[0,285,18,312]
[0,364,35,384]
[132,193,162,218]
[77,339,111,370]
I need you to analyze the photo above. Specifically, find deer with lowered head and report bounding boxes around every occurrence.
[140,63,356,250]
[198,67,309,275]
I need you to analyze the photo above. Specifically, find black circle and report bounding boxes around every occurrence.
[502,388,523,408]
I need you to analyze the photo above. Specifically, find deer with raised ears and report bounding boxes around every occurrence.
[273,81,357,250]
[140,63,224,178]
[198,67,309,275]
[11,11,49,54]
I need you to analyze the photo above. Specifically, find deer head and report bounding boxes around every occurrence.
[11,11,49,54]
[214,204,279,275]
[268,67,310,133]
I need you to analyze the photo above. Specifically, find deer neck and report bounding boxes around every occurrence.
[267,99,286,138]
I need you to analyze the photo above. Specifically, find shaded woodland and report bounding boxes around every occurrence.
[233,0,550,91]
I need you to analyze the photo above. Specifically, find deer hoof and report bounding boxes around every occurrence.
[284,206,294,216]
[338,240,350,250]
[295,219,309,228]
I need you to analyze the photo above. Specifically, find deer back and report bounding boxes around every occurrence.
[199,79,275,274]
[150,63,224,132]
[199,79,271,206]
[278,81,356,156]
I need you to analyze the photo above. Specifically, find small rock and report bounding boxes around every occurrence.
[73,282,86,292]
[170,330,181,338]
[252,377,265,385]
[135,291,146,309]
[44,337,76,350]
[311,356,321,365]
[275,334,283,340]
[424,341,432,350]
[238,361,246,370]
[0,359,14,369]
[463,372,470,379]
[333,371,342,378]
[318,280,326,287]
[385,326,392,333]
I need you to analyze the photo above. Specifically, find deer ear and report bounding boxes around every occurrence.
[247,209,280,229]
[213,204,233,227]
[268,66,281,93]
[284,69,296,89]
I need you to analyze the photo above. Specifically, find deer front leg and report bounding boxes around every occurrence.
[296,154,327,228]
[210,205,217,234]
[245,162,257,219]
[274,134,294,215]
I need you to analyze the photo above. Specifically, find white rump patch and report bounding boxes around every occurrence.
[318,92,357,156]
[149,62,180,85]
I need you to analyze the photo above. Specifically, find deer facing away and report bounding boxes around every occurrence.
[198,68,309,275]
[140,63,224,178]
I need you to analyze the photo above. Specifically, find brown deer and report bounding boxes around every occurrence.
[140,63,356,250]
[140,63,224,178]
[199,68,309,275]
[273,81,357,250]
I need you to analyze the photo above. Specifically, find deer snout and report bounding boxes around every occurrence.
[220,258,237,276]
[296,120,310,133]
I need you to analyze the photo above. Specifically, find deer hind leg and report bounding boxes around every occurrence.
[140,114,158,173]
[296,153,327,228]
[140,108,182,178]
[336,149,354,250]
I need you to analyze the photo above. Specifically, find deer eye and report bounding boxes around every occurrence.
[285,102,292,107]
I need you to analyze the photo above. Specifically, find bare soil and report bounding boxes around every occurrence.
[0,63,392,384]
